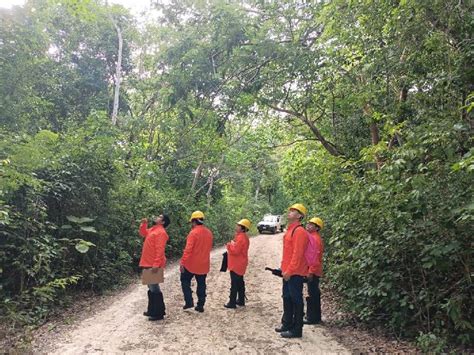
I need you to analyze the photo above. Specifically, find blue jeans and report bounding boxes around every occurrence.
[180,267,207,307]
[148,283,161,294]
[282,275,304,305]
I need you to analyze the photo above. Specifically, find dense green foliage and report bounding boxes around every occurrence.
[1,0,472,350]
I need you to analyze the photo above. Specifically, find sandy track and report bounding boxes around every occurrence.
[42,233,348,354]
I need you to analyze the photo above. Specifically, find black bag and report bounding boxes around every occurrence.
[220,252,228,272]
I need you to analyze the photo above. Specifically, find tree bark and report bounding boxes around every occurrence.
[111,21,123,126]
[191,160,203,191]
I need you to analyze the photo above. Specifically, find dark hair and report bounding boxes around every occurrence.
[238,225,248,233]
[193,218,204,225]
[162,214,170,228]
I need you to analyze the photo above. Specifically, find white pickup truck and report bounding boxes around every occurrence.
[257,214,285,234]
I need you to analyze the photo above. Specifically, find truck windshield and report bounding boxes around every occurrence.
[263,216,276,222]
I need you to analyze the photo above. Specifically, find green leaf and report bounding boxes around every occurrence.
[66,216,96,224]
[75,243,90,253]
[79,226,97,233]
[75,240,96,253]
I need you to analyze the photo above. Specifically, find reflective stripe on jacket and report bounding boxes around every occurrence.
[180,225,213,275]
[226,232,250,276]
[308,231,324,277]
[281,222,308,276]
[139,222,169,268]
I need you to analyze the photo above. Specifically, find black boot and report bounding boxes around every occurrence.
[148,292,165,321]
[236,279,246,306]
[143,290,152,316]
[225,283,238,308]
[275,297,293,332]
[281,302,303,338]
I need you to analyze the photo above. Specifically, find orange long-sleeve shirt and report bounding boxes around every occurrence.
[308,230,324,277]
[180,224,213,275]
[281,222,309,276]
[226,232,250,276]
[138,222,169,268]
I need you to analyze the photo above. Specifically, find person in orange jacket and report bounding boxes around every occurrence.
[138,213,170,321]
[275,203,309,338]
[224,219,251,309]
[305,217,324,325]
[180,211,213,312]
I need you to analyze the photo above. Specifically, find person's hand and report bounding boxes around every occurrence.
[180,265,184,273]
[282,273,290,281]
[141,218,148,224]
[151,267,159,273]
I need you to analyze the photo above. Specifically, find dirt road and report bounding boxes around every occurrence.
[38,233,348,354]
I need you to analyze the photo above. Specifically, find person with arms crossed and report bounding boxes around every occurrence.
[224,219,251,308]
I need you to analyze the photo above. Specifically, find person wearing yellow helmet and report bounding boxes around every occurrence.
[224,219,251,309]
[275,203,309,338]
[305,217,325,325]
[180,211,213,313]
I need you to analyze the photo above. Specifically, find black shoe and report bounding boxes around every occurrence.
[304,319,322,325]
[275,325,290,333]
[236,302,245,307]
[148,315,164,321]
[281,330,302,338]
[224,303,236,309]
[143,311,150,316]
[194,306,204,312]
[183,304,194,310]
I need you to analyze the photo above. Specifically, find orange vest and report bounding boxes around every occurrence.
[226,232,250,276]
[180,225,213,275]
[138,223,169,268]
[308,231,324,277]
[281,222,309,276]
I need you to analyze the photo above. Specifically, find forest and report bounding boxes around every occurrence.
[0,0,472,351]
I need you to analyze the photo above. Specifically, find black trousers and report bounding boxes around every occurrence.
[306,275,321,323]
[229,271,245,305]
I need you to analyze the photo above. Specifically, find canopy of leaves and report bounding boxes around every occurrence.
[0,0,472,350]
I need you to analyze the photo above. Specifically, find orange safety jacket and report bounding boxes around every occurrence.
[138,222,169,268]
[180,224,213,275]
[308,230,324,277]
[226,232,250,276]
[281,222,309,276]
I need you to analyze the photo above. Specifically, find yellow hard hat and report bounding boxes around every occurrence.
[288,203,307,216]
[189,210,205,222]
[237,219,251,230]
[309,217,324,230]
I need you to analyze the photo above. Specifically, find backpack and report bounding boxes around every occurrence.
[291,226,319,267]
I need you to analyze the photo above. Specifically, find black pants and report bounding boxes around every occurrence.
[306,275,321,323]
[229,271,245,305]
[180,267,207,307]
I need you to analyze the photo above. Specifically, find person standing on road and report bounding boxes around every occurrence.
[180,211,214,313]
[275,203,309,338]
[224,219,251,309]
[138,214,170,321]
[305,217,324,325]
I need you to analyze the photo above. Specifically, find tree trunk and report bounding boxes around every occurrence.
[206,170,217,207]
[254,185,260,202]
[364,103,383,170]
[191,160,203,191]
[111,22,123,126]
